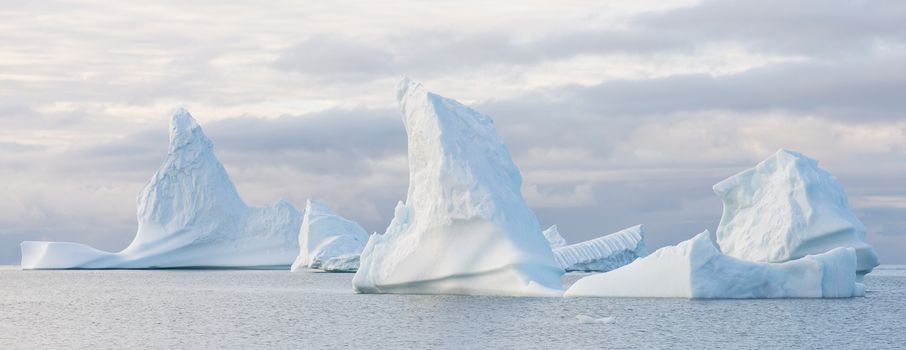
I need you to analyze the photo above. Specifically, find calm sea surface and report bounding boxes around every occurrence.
[2,265,904,349]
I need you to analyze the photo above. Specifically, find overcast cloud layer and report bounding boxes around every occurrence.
[1,0,904,264]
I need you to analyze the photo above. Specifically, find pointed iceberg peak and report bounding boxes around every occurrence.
[304,197,334,216]
[775,148,803,158]
[542,225,568,249]
[760,148,818,171]
[168,107,210,152]
[396,77,423,103]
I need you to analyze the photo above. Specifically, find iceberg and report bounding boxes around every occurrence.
[20,109,302,269]
[318,254,361,273]
[714,149,879,278]
[553,225,648,272]
[352,78,564,296]
[564,231,864,299]
[290,198,369,272]
[542,225,568,249]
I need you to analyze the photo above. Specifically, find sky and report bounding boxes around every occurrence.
[1,0,904,264]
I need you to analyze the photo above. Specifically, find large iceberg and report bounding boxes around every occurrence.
[553,225,648,272]
[565,231,864,299]
[352,78,564,296]
[714,149,879,278]
[291,198,369,272]
[20,109,302,269]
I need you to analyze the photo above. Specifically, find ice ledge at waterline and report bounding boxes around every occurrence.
[565,231,864,299]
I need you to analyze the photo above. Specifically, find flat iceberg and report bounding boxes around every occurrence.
[554,225,648,272]
[565,231,864,299]
[714,149,880,278]
[20,109,302,269]
[542,225,568,249]
[352,78,564,296]
[291,198,369,272]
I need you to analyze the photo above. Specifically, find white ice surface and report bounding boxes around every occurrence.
[575,315,615,324]
[20,109,302,269]
[565,231,863,299]
[714,149,880,278]
[291,198,369,272]
[554,225,648,272]
[352,78,564,296]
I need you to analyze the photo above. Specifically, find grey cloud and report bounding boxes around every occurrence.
[0,141,47,153]
[479,53,906,121]
[47,107,406,179]
[270,30,683,79]
[273,0,906,80]
[272,35,398,78]
[534,173,726,250]
[205,108,404,158]
[638,0,906,55]
[204,108,406,176]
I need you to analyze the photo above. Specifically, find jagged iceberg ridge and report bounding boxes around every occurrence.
[565,231,864,299]
[542,225,568,249]
[291,198,369,272]
[553,225,648,272]
[20,109,302,269]
[352,78,564,296]
[714,149,880,278]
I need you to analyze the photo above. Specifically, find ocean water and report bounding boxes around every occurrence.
[2,266,904,349]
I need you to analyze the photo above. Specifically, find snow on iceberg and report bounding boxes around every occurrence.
[352,78,564,296]
[291,198,369,272]
[543,225,568,249]
[564,231,864,299]
[553,225,648,272]
[714,149,880,278]
[20,108,302,269]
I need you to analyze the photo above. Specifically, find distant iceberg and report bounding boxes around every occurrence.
[352,78,564,296]
[291,198,369,272]
[565,231,864,299]
[553,225,647,272]
[20,109,302,269]
[714,149,880,278]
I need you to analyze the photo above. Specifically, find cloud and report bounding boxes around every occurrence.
[272,0,906,83]
[480,53,906,121]
[637,0,906,56]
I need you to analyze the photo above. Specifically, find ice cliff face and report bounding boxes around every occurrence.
[553,225,647,272]
[565,231,863,299]
[291,198,369,272]
[352,78,564,296]
[20,109,302,269]
[714,149,879,278]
